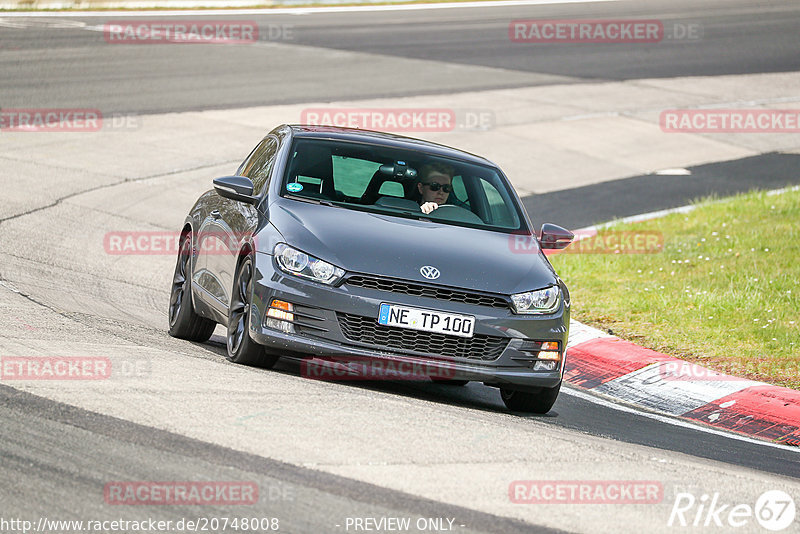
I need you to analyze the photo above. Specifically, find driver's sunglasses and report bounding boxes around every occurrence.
[423,182,453,193]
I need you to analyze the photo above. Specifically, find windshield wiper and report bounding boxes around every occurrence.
[286,194,436,221]
[285,194,344,208]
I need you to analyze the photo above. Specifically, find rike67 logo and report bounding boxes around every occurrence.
[669,490,796,531]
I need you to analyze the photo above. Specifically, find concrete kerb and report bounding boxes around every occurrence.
[565,320,800,447]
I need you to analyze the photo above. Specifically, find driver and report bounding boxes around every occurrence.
[417,162,455,214]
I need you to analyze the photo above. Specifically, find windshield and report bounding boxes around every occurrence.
[280,138,526,233]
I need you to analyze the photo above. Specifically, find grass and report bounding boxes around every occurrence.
[550,187,800,389]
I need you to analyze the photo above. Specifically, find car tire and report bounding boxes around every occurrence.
[227,254,279,369]
[431,378,469,386]
[168,233,216,342]
[500,383,561,414]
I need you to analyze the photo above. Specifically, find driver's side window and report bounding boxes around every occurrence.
[240,137,278,196]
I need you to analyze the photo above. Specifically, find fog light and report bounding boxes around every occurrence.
[533,361,558,371]
[268,300,294,321]
[265,299,295,333]
[538,341,561,361]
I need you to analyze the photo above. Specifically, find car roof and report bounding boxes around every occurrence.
[286,124,496,167]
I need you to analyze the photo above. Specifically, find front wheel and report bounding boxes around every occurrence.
[227,255,279,369]
[500,383,561,414]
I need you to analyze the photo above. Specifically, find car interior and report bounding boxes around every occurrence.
[283,140,519,229]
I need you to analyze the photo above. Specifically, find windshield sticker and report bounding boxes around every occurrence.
[287,183,303,193]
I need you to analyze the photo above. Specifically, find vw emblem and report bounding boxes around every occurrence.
[420,265,440,280]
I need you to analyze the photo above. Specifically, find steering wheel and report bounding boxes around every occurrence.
[431,204,484,224]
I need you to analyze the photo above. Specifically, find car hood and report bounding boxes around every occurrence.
[266,200,557,295]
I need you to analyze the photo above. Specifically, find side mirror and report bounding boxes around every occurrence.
[539,223,574,250]
[213,176,257,204]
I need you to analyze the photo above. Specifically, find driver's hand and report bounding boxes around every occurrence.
[420,202,438,214]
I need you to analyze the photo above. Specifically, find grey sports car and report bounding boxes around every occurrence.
[168,124,574,413]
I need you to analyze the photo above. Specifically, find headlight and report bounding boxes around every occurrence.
[274,243,345,285]
[510,286,560,315]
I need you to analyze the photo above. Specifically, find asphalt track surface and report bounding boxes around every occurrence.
[2,1,800,532]
[0,386,558,534]
[525,153,800,229]
[0,0,799,114]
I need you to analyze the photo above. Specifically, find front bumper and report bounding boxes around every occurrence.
[250,252,569,391]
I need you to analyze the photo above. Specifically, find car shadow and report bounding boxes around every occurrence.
[188,334,557,418]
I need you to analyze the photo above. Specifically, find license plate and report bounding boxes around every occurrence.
[377,303,475,338]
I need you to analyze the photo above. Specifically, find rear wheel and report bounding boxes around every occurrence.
[500,383,561,414]
[227,255,279,369]
[168,233,216,341]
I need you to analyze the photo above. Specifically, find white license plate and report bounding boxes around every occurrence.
[377,303,475,338]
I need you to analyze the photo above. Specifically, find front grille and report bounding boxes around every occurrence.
[336,312,508,361]
[345,275,509,310]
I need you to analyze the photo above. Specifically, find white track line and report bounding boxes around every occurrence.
[0,0,617,17]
